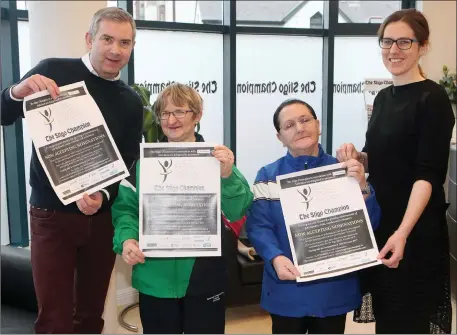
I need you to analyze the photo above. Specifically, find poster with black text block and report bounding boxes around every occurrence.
[23,81,129,205]
[277,163,381,282]
[139,142,221,257]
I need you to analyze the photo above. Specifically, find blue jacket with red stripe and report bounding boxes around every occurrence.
[246,145,381,318]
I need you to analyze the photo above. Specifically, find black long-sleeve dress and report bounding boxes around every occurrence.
[354,79,455,334]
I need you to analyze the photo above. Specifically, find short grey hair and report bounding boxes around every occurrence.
[88,7,136,41]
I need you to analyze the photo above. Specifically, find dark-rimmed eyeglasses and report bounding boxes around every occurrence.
[159,110,194,120]
[379,38,418,50]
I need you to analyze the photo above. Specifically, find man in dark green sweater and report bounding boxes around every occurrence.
[0,7,143,334]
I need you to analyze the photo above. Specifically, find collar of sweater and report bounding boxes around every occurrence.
[285,143,327,169]
[161,132,205,143]
[81,53,121,81]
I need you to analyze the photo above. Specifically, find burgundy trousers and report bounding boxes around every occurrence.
[30,207,116,334]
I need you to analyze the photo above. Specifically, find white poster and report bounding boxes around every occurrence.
[363,78,393,123]
[277,163,381,283]
[23,81,129,205]
[139,142,221,257]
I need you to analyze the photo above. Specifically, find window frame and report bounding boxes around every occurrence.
[1,0,416,246]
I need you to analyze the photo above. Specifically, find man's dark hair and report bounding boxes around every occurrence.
[273,99,317,132]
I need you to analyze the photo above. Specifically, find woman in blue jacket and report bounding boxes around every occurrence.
[246,98,381,334]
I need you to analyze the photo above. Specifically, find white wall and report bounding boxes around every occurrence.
[28,1,104,67]
[420,0,457,165]
[421,0,456,82]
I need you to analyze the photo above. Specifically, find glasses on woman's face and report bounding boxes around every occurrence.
[280,116,315,132]
[159,109,194,120]
[379,38,418,50]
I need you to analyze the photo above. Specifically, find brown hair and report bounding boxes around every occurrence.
[88,7,136,41]
[155,83,203,119]
[378,8,429,78]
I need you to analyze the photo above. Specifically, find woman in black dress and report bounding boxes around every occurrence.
[337,8,454,334]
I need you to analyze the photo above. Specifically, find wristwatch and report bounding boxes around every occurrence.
[361,183,371,195]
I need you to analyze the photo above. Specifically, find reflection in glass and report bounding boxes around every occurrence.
[19,1,126,10]
[131,1,324,27]
[235,1,324,29]
[338,1,402,23]
[16,1,27,10]
[133,1,223,25]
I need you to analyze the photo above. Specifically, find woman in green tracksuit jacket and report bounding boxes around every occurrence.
[112,83,253,334]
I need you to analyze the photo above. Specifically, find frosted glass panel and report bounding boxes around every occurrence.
[134,30,223,145]
[332,37,391,156]
[236,35,323,185]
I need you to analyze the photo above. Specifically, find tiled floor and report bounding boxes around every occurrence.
[116,298,456,334]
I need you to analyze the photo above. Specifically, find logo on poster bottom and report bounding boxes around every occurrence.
[297,185,313,211]
[158,159,173,182]
[39,108,54,132]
